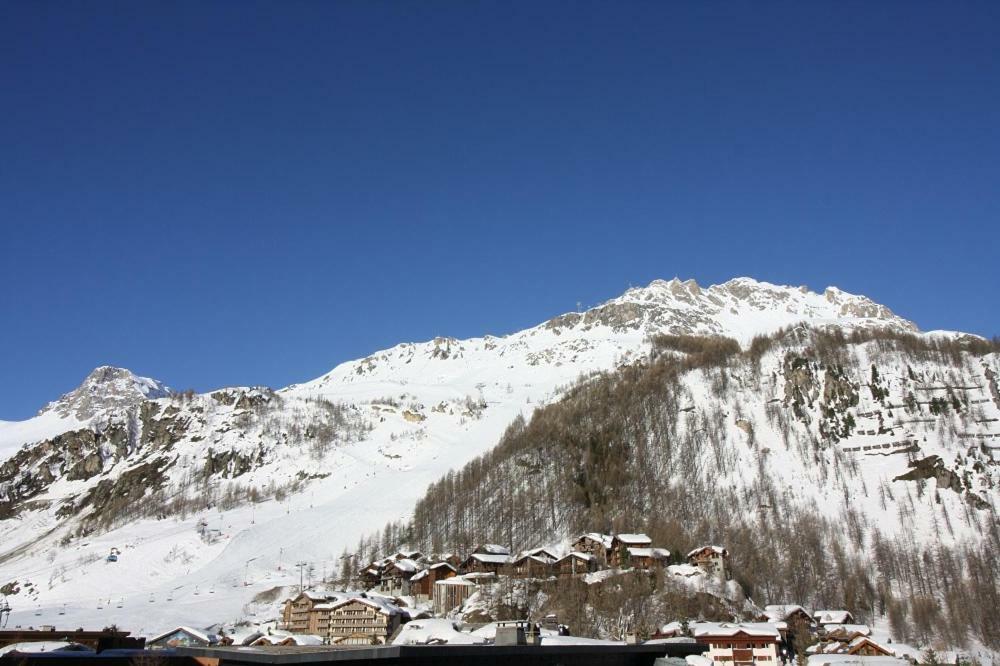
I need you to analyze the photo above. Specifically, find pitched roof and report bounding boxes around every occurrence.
[556,551,595,563]
[627,547,670,558]
[148,626,215,645]
[613,533,652,545]
[474,544,511,555]
[687,545,728,558]
[330,596,402,616]
[814,610,855,624]
[762,604,814,622]
[692,622,781,639]
[466,553,510,564]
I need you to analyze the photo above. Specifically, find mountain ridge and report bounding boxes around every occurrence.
[0,276,992,645]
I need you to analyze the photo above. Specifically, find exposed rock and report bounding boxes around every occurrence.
[894,455,964,493]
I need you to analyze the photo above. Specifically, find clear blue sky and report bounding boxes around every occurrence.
[2,2,999,419]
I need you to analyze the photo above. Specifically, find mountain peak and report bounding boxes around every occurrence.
[39,366,170,420]
[584,276,917,342]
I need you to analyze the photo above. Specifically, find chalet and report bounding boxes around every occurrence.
[327,597,403,646]
[758,604,815,628]
[687,545,729,581]
[438,553,462,569]
[522,546,559,562]
[693,622,782,666]
[572,533,612,563]
[282,592,337,634]
[432,577,478,615]
[409,562,457,599]
[509,554,553,578]
[147,626,226,649]
[625,547,670,569]
[391,550,425,562]
[813,610,856,626]
[844,637,893,657]
[554,551,597,576]
[380,558,420,595]
[608,534,653,568]
[809,636,893,658]
[461,552,510,575]
[473,544,511,556]
[359,565,382,590]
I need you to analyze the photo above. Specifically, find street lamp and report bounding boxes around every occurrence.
[244,557,258,586]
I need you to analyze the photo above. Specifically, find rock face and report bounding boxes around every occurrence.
[544,278,917,339]
[39,366,169,421]
[894,455,965,493]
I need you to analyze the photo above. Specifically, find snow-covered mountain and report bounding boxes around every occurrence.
[0,277,986,638]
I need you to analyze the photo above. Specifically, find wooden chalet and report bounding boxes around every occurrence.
[510,554,554,578]
[608,534,652,568]
[359,565,382,590]
[378,557,421,595]
[461,552,510,575]
[845,637,893,657]
[624,547,670,569]
[813,610,856,626]
[687,545,729,581]
[554,551,597,576]
[572,533,611,563]
[472,543,511,556]
[757,604,815,628]
[409,562,457,598]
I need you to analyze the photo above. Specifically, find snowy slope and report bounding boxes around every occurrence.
[0,277,946,636]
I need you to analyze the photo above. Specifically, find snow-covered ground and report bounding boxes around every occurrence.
[0,277,992,641]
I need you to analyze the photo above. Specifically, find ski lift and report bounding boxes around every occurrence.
[58,604,66,616]
[34,607,42,617]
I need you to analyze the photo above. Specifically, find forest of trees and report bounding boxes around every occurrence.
[352,327,1000,647]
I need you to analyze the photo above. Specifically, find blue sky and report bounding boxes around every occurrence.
[2,2,999,419]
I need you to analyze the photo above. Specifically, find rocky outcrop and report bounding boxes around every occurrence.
[894,455,964,493]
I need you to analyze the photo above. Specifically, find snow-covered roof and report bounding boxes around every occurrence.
[251,634,325,646]
[667,563,703,577]
[613,533,652,545]
[692,622,781,639]
[824,624,871,637]
[474,544,511,555]
[410,569,429,581]
[148,626,215,645]
[815,610,855,624]
[0,642,94,656]
[330,596,402,616]
[687,545,728,558]
[391,557,419,573]
[435,577,476,587]
[429,561,457,571]
[467,552,510,564]
[762,604,813,622]
[523,546,559,560]
[627,547,670,558]
[392,619,486,646]
[557,551,595,562]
